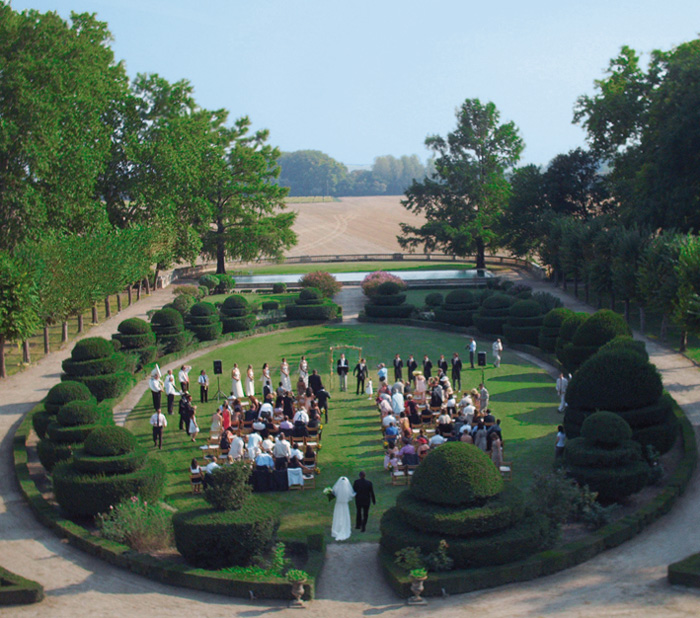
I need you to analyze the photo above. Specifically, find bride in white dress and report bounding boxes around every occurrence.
[231,363,244,398]
[331,476,355,541]
[280,358,292,392]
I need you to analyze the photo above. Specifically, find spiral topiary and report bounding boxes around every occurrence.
[112,318,156,369]
[45,381,93,415]
[151,307,187,353]
[285,287,340,321]
[61,337,131,401]
[84,426,137,456]
[539,307,574,353]
[380,442,549,569]
[565,411,649,502]
[433,289,479,326]
[220,294,256,333]
[502,299,543,346]
[185,301,223,341]
[472,293,515,335]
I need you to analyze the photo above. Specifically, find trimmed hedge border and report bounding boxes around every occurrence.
[13,319,334,600]
[0,565,44,606]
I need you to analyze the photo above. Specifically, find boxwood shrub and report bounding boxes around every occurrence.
[363,303,415,318]
[65,371,134,401]
[261,300,279,311]
[46,422,104,444]
[62,354,123,377]
[112,318,157,369]
[221,294,250,316]
[199,274,219,291]
[70,337,115,362]
[52,457,167,517]
[173,499,280,568]
[285,302,339,320]
[539,308,574,353]
[172,294,196,316]
[425,292,443,307]
[32,410,53,440]
[72,447,148,474]
[555,313,587,369]
[36,439,77,472]
[473,293,514,335]
[45,381,93,414]
[502,300,543,345]
[84,426,137,456]
[433,289,479,327]
[371,293,407,306]
[151,307,187,353]
[222,314,257,332]
[598,336,649,361]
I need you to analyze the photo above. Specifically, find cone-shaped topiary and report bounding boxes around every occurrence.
[539,307,574,353]
[565,411,649,502]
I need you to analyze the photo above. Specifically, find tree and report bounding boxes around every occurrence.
[200,117,297,274]
[499,164,545,257]
[399,99,524,269]
[674,235,700,352]
[0,253,40,378]
[278,150,348,197]
[574,40,700,231]
[0,6,125,252]
[611,226,647,323]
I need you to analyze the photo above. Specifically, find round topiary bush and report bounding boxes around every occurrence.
[411,442,503,506]
[84,426,137,457]
[473,293,515,335]
[539,307,574,353]
[555,312,589,372]
[272,282,286,293]
[173,498,280,568]
[221,295,249,316]
[52,457,167,517]
[199,274,219,291]
[261,300,279,311]
[70,337,115,362]
[571,310,631,347]
[425,292,443,307]
[377,280,403,296]
[151,307,187,353]
[566,349,663,412]
[172,294,196,316]
[221,295,256,332]
[361,271,406,297]
[63,372,133,402]
[185,302,223,341]
[434,289,479,326]
[112,318,157,369]
[299,271,341,298]
[371,293,407,306]
[598,336,649,361]
[72,447,147,474]
[502,300,543,345]
[45,381,93,414]
[57,400,100,427]
[297,287,323,304]
[565,412,649,503]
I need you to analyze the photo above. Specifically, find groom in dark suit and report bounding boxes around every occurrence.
[353,471,376,532]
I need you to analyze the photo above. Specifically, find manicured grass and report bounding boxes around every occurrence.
[125,323,560,544]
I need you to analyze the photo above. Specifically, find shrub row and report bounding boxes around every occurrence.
[0,565,44,606]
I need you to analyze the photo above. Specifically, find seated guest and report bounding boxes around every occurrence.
[391,390,405,416]
[201,460,220,489]
[255,449,274,470]
[446,394,456,416]
[459,391,472,412]
[276,381,286,399]
[460,430,474,444]
[279,416,294,433]
[405,394,419,416]
[247,430,263,459]
[437,411,453,435]
[259,396,274,419]
[398,411,411,436]
[211,409,223,433]
[244,406,258,422]
[272,433,291,470]
[261,436,274,454]
[384,420,399,447]
[403,380,413,397]
[289,442,304,468]
[296,376,306,398]
[248,395,261,415]
[382,412,397,428]
[292,421,309,439]
[219,429,232,451]
[398,437,416,459]
[308,403,321,428]
[429,430,447,449]
[302,444,317,468]
[230,432,245,460]
[384,446,400,470]
[379,396,393,418]
[293,407,309,426]
[430,382,444,408]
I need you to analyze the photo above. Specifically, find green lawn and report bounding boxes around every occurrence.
[125,323,560,544]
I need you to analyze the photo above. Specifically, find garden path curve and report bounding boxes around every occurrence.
[2,275,700,616]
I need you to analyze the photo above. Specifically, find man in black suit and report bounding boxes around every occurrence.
[422,355,432,379]
[393,354,403,382]
[353,358,368,395]
[308,369,323,395]
[437,354,448,375]
[406,355,418,382]
[353,471,376,532]
[451,352,463,391]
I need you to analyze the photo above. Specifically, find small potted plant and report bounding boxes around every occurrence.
[408,568,428,605]
[287,569,309,608]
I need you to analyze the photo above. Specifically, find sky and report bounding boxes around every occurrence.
[9,0,700,167]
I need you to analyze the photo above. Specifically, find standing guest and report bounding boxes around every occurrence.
[188,410,200,442]
[219,400,231,431]
[474,422,488,451]
[556,372,569,413]
[178,365,192,392]
[148,368,164,412]
[422,355,433,379]
[451,352,463,391]
[337,353,349,391]
[316,385,331,423]
[406,355,418,383]
[555,425,566,459]
[149,408,167,449]
[353,471,376,532]
[280,358,292,392]
[377,363,388,383]
[231,363,244,398]
[468,338,477,369]
[492,338,503,368]
[298,356,309,387]
[479,383,490,412]
[353,357,368,395]
[491,436,504,467]
[437,354,448,375]
[164,369,178,415]
[309,369,323,395]
[262,362,272,393]
[179,393,196,435]
[245,364,255,397]
[393,354,403,382]
[197,369,209,404]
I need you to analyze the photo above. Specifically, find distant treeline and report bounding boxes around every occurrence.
[278,150,434,197]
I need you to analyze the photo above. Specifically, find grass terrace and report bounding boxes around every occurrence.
[125,323,560,544]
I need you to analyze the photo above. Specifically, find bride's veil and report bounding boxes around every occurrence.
[332,476,355,501]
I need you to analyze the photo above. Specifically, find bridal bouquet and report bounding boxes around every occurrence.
[322,486,336,502]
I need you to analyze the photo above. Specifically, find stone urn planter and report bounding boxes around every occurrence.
[287,570,309,608]
[407,569,428,606]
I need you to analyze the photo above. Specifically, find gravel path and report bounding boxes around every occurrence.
[2,272,700,616]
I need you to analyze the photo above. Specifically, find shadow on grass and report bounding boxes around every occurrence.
[488,372,552,384]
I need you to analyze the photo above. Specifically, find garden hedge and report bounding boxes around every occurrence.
[473,293,515,335]
[151,307,187,353]
[52,457,167,518]
[425,292,443,307]
[555,312,587,369]
[0,565,44,606]
[84,426,137,456]
[45,381,93,414]
[363,303,415,318]
[64,371,134,402]
[70,337,116,362]
[112,318,157,368]
[72,447,147,474]
[173,499,280,568]
[539,308,574,353]
[36,439,77,472]
[371,293,407,306]
[433,289,479,326]
[32,410,53,440]
[222,314,257,332]
[598,335,649,361]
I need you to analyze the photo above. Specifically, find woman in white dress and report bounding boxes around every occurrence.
[298,356,309,387]
[331,476,355,541]
[280,358,292,392]
[245,364,255,397]
[231,363,244,399]
[262,363,272,391]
